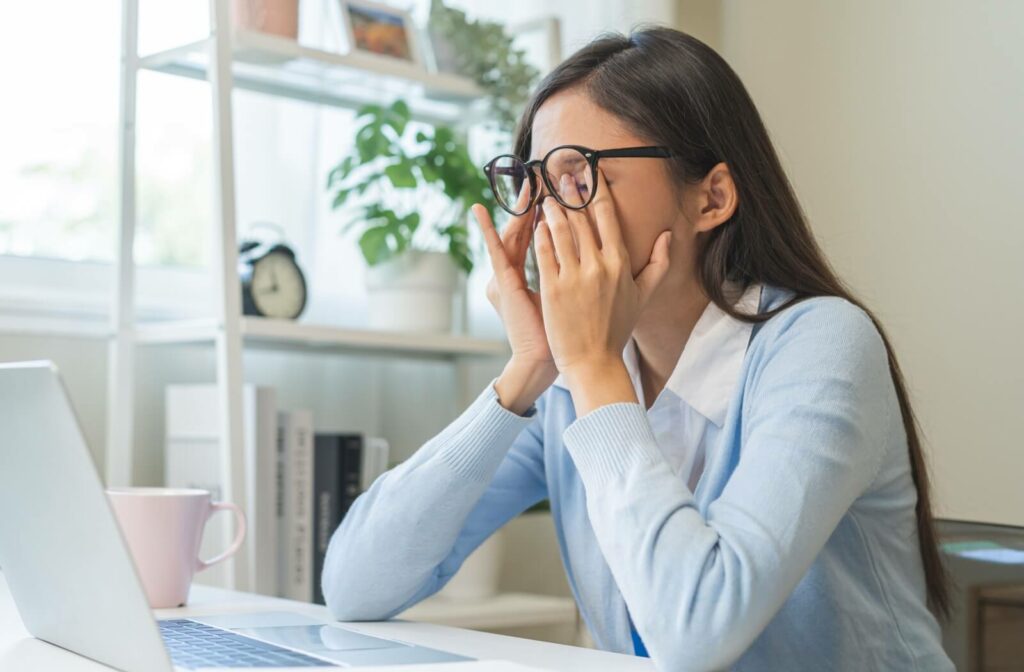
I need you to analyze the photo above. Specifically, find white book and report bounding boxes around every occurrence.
[277,409,314,602]
[164,384,277,596]
[361,436,391,491]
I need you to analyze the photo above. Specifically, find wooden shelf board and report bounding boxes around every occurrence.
[138,30,488,125]
[132,316,509,359]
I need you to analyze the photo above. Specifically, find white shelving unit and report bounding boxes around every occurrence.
[109,0,509,594]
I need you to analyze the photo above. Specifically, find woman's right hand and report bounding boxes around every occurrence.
[472,187,559,414]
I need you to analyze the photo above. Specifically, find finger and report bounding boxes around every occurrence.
[472,203,511,276]
[556,174,599,264]
[635,230,673,301]
[541,197,579,271]
[502,211,534,268]
[500,182,536,267]
[591,167,626,255]
[534,220,559,282]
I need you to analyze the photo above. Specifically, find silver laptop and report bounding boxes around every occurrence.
[0,360,470,670]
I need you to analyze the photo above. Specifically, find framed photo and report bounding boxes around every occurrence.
[337,0,424,68]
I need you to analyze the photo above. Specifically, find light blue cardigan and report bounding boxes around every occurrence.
[322,284,953,671]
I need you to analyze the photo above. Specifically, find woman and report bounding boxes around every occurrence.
[323,27,954,671]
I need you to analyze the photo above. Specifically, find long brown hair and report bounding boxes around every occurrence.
[512,25,950,618]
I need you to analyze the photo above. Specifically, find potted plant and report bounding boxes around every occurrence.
[232,0,299,39]
[327,99,497,333]
[426,0,540,133]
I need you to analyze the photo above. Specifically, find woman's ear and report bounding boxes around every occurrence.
[693,162,739,233]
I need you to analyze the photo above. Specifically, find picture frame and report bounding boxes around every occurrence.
[336,0,425,69]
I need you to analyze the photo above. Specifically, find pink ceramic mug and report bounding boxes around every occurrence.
[106,487,246,608]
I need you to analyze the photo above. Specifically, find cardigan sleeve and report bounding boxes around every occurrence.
[322,376,547,621]
[562,298,896,671]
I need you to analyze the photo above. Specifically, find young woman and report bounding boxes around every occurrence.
[323,27,954,671]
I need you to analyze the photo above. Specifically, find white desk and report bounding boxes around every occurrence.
[0,572,652,671]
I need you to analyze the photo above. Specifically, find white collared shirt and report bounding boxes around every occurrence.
[554,283,763,491]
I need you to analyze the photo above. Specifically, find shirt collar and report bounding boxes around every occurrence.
[553,282,763,427]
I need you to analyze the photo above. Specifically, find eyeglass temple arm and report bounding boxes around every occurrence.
[591,147,674,159]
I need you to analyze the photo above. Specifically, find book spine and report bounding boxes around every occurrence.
[360,436,390,491]
[274,411,289,598]
[251,387,278,596]
[285,410,314,602]
[312,435,342,605]
[339,434,364,521]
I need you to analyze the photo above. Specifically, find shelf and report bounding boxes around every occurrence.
[398,592,579,631]
[132,316,509,359]
[138,30,488,125]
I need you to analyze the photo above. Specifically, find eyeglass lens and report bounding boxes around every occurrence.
[490,147,596,215]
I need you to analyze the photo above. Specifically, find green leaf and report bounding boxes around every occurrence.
[358,226,391,265]
[384,161,417,189]
[390,99,411,120]
[355,121,393,162]
[419,161,439,183]
[326,156,356,188]
[331,187,352,209]
[434,126,454,146]
[384,99,411,136]
[449,238,473,274]
[399,211,421,234]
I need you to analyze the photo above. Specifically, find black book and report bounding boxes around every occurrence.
[311,432,363,605]
[339,434,364,520]
[311,434,342,605]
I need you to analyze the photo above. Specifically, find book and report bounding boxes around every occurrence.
[311,433,351,605]
[361,436,390,492]
[278,409,314,602]
[308,433,391,604]
[164,384,277,595]
[338,434,364,524]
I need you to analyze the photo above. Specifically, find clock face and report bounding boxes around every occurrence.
[250,251,306,319]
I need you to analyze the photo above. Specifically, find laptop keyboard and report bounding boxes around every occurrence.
[158,619,340,669]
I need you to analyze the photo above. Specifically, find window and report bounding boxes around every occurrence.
[0,1,216,268]
[0,3,121,262]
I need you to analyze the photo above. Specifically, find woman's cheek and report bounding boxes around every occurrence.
[610,211,643,272]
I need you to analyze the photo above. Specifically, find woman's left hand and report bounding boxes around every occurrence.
[535,167,672,414]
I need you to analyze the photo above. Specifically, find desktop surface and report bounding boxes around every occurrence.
[0,571,653,671]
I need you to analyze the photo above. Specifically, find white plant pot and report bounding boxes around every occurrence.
[437,528,505,601]
[365,250,460,333]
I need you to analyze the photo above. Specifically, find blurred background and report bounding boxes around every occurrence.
[1,1,1021,669]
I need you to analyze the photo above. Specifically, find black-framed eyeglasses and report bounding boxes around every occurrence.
[483,144,674,216]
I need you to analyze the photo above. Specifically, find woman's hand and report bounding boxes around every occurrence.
[534,168,672,416]
[472,186,559,415]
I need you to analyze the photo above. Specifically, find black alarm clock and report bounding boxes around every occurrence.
[238,239,307,319]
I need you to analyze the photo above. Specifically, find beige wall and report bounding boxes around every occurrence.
[687,1,1024,524]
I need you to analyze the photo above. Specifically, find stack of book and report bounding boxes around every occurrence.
[164,384,389,604]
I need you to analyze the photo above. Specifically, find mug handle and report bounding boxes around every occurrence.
[195,501,247,573]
